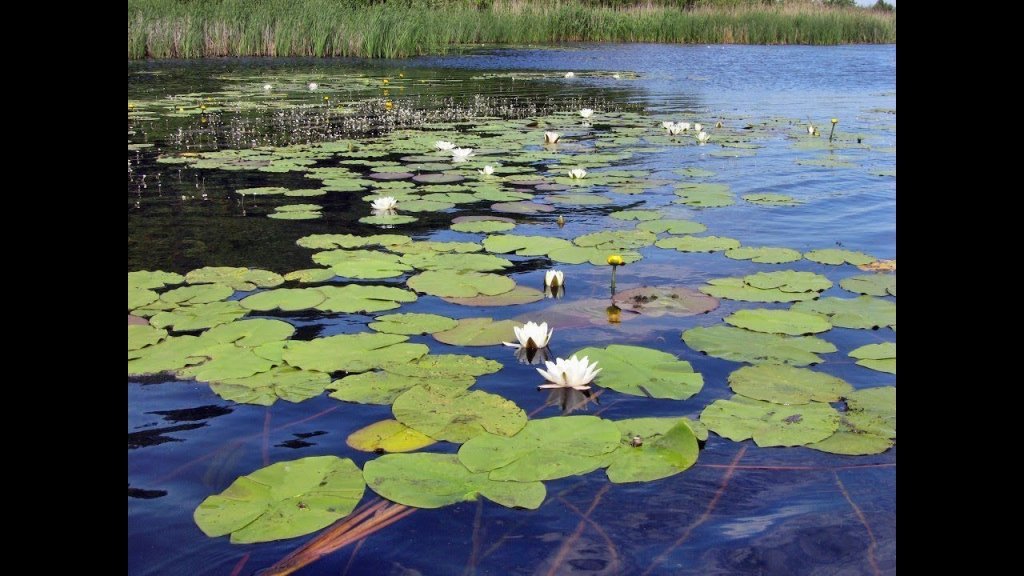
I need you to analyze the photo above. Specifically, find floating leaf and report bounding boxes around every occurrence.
[240,288,327,312]
[128,270,184,290]
[296,234,411,250]
[605,419,699,484]
[701,396,840,447]
[804,249,875,266]
[283,268,335,283]
[490,201,555,214]
[636,219,707,235]
[451,220,516,233]
[369,313,458,335]
[611,286,719,317]
[809,386,895,455]
[434,318,521,346]
[548,246,642,266]
[574,230,657,250]
[441,286,544,307]
[840,274,896,297]
[185,267,284,291]
[128,286,158,311]
[193,456,365,544]
[283,333,428,374]
[549,194,613,206]
[849,343,896,374]
[312,249,413,279]
[128,335,207,375]
[573,345,703,400]
[792,296,896,330]
[674,184,733,208]
[728,364,852,404]
[315,285,418,313]
[725,309,831,335]
[359,214,418,226]
[656,235,741,253]
[701,278,817,303]
[746,271,832,293]
[725,246,802,264]
[128,325,167,351]
[459,416,620,482]
[609,210,661,221]
[201,319,296,347]
[483,234,573,256]
[400,252,512,273]
[857,259,897,273]
[385,354,502,379]
[393,386,526,443]
[346,419,436,453]
[160,283,234,306]
[330,370,475,405]
[742,193,800,206]
[408,271,515,298]
[363,453,545,509]
[178,344,276,382]
[210,366,331,406]
[150,301,248,331]
[682,326,837,366]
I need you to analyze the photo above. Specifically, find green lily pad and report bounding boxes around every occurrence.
[178,343,276,382]
[193,456,365,544]
[742,193,800,206]
[491,201,556,214]
[346,419,437,453]
[451,220,516,234]
[210,366,331,406]
[393,386,526,443]
[804,249,876,266]
[363,453,545,509]
[160,283,234,306]
[849,343,896,374]
[434,318,521,346]
[398,199,455,212]
[150,301,248,331]
[809,386,895,455]
[839,274,896,297]
[574,230,657,250]
[388,241,484,255]
[283,268,336,283]
[459,416,620,482]
[296,233,411,250]
[359,214,418,226]
[185,267,284,291]
[725,309,831,335]
[369,313,458,335]
[549,194,613,206]
[725,246,803,264]
[611,286,719,317]
[572,345,704,400]
[330,370,476,405]
[282,333,428,374]
[314,285,418,313]
[408,271,515,298]
[240,288,327,312]
[268,209,321,220]
[128,325,167,351]
[483,234,574,256]
[636,219,707,235]
[682,326,837,366]
[441,286,544,307]
[792,296,896,330]
[701,396,840,447]
[384,354,502,379]
[675,168,715,178]
[701,278,817,303]
[609,210,661,221]
[129,270,184,290]
[200,319,296,347]
[674,184,734,208]
[747,270,833,293]
[128,336,207,375]
[548,246,642,266]
[312,249,413,279]
[656,235,741,253]
[400,252,513,273]
[129,286,158,311]
[605,419,699,484]
[728,364,853,404]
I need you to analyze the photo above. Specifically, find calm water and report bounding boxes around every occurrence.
[128,44,895,575]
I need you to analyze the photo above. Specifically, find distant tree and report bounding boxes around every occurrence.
[822,0,855,7]
[872,0,895,11]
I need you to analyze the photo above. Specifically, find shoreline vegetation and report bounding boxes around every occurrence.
[128,0,896,60]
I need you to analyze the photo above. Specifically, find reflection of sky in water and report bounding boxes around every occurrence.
[718,503,817,539]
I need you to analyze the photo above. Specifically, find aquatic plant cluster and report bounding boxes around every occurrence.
[128,70,895,560]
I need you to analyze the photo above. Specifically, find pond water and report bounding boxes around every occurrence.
[128,44,895,575]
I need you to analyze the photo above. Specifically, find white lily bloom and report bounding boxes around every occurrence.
[263,84,273,92]
[666,123,684,135]
[807,124,816,135]
[565,72,575,78]
[693,123,703,132]
[371,196,398,211]
[479,165,495,176]
[612,73,621,79]
[567,168,587,179]
[451,148,475,162]
[696,131,710,143]
[544,131,560,144]
[661,121,675,129]
[503,321,553,351]
[545,270,564,288]
[677,122,691,131]
[580,108,594,119]
[308,82,319,91]
[435,140,456,151]
[536,355,602,391]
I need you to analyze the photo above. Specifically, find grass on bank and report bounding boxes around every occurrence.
[128,0,896,59]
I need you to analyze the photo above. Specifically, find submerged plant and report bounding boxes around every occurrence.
[536,355,602,391]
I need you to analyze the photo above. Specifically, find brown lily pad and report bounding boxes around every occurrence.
[612,286,719,317]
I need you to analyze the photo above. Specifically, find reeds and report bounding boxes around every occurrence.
[128,1,896,59]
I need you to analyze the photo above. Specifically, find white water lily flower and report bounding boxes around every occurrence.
[544,131,560,144]
[545,270,564,288]
[612,73,621,79]
[308,82,319,91]
[371,196,398,211]
[579,108,594,119]
[435,140,456,151]
[661,121,675,130]
[263,84,273,92]
[567,168,587,179]
[807,124,816,135]
[696,131,710,144]
[693,123,703,132]
[536,355,602,391]
[479,165,495,176]
[451,148,475,162]
[565,72,575,78]
[503,321,553,351]
[677,122,691,132]
[666,123,684,135]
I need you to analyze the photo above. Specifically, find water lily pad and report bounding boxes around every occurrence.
[314,285,418,313]
[682,326,837,366]
[459,416,620,482]
[441,286,544,307]
[178,343,276,382]
[743,193,800,206]
[725,309,831,335]
[574,230,657,250]
[363,453,545,509]
[408,271,515,298]
[359,214,418,226]
[128,335,207,375]
[330,370,475,405]
[839,274,896,297]
[700,396,840,447]
[483,234,574,256]
[609,210,661,221]
[185,267,284,291]
[792,296,896,330]
[728,364,852,404]
[384,354,502,379]
[210,366,331,406]
[129,286,158,311]
[193,456,365,544]
[268,209,321,220]
[548,246,642,266]
[398,199,455,212]
[150,301,248,331]
[434,318,521,346]
[605,419,699,484]
[747,270,833,293]
[549,194,613,206]
[804,249,875,266]
[656,235,741,253]
[296,233,411,250]
[312,249,413,279]
[572,345,703,400]
[473,189,534,202]
[129,270,184,290]
[725,246,802,264]
[393,386,526,443]
[400,252,513,273]
[491,201,555,214]
[201,318,296,347]
[675,168,715,178]
[808,386,895,455]
[412,173,464,184]
[240,288,327,312]
[346,419,436,453]
[128,325,167,351]
[611,286,719,317]
[160,283,234,305]
[636,219,707,235]
[283,268,335,283]
[674,184,733,208]
[849,343,896,374]
[369,313,458,335]
[451,220,516,233]
[283,333,428,374]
